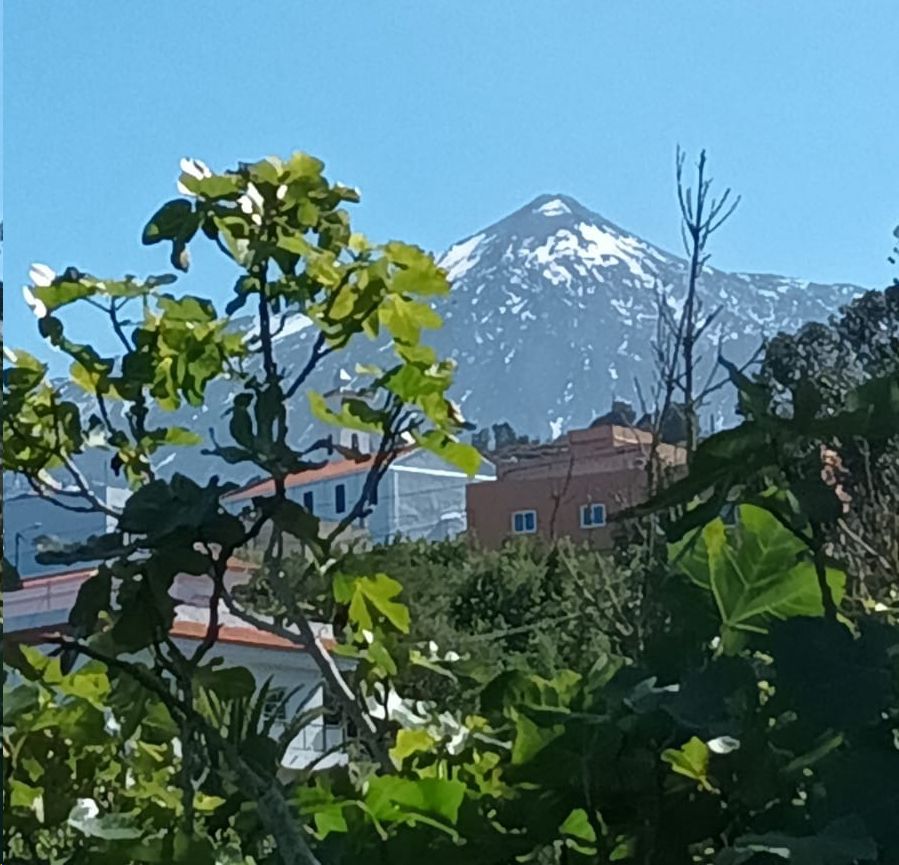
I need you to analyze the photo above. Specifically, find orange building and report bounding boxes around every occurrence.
[466,422,685,548]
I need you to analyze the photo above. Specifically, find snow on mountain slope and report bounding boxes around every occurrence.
[428,193,863,439]
[8,193,865,493]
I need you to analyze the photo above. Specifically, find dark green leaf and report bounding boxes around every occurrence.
[69,569,112,635]
[770,618,894,731]
[3,683,40,723]
[271,498,320,540]
[2,555,22,591]
[142,199,196,245]
[719,817,877,865]
[195,664,256,700]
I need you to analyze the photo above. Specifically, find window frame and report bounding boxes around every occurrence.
[323,688,355,739]
[580,502,607,529]
[511,509,538,535]
[262,686,289,724]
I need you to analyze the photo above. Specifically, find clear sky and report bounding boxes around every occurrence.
[3,1,898,364]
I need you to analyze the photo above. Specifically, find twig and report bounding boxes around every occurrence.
[811,524,838,622]
[285,332,336,398]
[548,452,576,540]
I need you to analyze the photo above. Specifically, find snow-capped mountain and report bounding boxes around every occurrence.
[7,193,866,493]
[428,193,863,439]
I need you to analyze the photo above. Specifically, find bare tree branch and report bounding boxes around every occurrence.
[285,331,336,398]
[548,452,576,540]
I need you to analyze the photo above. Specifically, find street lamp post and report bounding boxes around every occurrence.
[13,522,43,572]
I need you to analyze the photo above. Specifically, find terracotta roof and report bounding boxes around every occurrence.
[171,619,336,652]
[223,447,415,502]
[224,556,257,573]
[18,567,98,590]
[18,556,256,587]
[8,621,334,654]
[5,560,329,656]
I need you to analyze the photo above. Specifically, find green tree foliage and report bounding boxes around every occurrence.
[757,286,899,608]
[292,502,897,863]
[341,538,639,704]
[468,422,533,454]
[760,287,898,406]
[5,646,254,863]
[4,154,898,864]
[3,152,479,864]
[593,399,638,427]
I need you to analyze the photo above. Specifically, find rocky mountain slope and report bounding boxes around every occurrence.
[429,193,863,440]
[7,194,866,492]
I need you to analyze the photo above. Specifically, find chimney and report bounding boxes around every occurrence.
[339,428,371,455]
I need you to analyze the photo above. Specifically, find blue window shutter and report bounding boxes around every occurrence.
[335,483,346,514]
[581,504,605,528]
[525,511,535,532]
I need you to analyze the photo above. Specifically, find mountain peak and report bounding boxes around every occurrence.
[519,193,595,222]
[431,194,864,442]
[438,192,672,286]
[486,193,644,246]
[528,193,582,216]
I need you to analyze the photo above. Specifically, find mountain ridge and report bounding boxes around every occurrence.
[5,193,867,491]
[428,192,863,440]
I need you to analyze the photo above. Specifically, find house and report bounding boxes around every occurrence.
[466,421,685,548]
[3,558,350,775]
[4,479,355,775]
[224,438,496,546]
[4,432,494,762]
[5,434,494,575]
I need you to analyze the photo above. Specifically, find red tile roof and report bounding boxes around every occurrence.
[223,448,414,502]
[170,619,336,652]
[17,556,256,588]
[17,567,98,590]
[9,621,334,653]
[5,559,330,655]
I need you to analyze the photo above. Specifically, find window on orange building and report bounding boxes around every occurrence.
[511,510,537,534]
[580,503,606,528]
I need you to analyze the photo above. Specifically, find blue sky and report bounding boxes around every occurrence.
[3,1,898,364]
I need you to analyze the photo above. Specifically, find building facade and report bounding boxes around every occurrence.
[225,446,496,545]
[5,441,494,581]
[466,422,685,548]
[3,559,349,775]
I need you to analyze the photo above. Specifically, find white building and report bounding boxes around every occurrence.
[4,559,349,773]
[223,442,495,545]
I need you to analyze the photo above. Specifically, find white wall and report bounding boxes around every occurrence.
[169,637,348,773]
[5,566,351,774]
